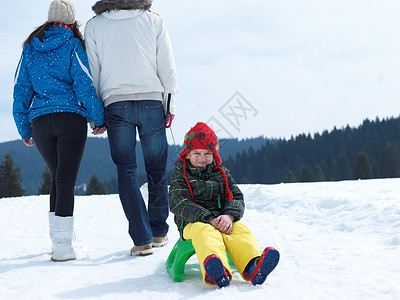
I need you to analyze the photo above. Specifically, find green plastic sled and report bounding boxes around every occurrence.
[165,238,234,282]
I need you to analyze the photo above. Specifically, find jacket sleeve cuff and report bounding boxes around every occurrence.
[203,212,215,223]
[20,127,32,140]
[91,116,105,128]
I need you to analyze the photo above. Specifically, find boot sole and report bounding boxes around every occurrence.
[51,257,76,262]
[204,256,230,288]
[130,249,153,256]
[251,248,279,285]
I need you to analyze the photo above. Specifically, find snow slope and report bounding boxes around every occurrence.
[1,179,399,300]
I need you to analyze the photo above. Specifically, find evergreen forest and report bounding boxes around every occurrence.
[224,116,400,183]
[1,115,400,197]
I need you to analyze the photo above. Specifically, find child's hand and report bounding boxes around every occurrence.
[214,215,234,235]
[209,217,230,234]
[209,218,218,229]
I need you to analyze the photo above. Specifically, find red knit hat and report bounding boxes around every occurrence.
[179,122,233,202]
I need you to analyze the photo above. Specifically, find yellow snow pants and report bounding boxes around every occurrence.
[183,221,262,284]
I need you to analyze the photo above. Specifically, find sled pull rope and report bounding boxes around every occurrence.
[169,126,180,158]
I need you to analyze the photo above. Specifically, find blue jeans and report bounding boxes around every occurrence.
[105,100,169,246]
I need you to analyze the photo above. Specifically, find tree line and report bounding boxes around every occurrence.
[224,116,400,184]
[0,155,111,197]
[2,116,400,197]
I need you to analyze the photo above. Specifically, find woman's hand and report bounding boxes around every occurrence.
[23,137,35,146]
[92,125,106,135]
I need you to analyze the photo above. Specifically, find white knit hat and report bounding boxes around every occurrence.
[47,0,76,25]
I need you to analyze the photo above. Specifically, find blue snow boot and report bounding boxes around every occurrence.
[250,247,279,285]
[203,254,230,288]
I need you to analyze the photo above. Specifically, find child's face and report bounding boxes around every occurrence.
[186,149,214,168]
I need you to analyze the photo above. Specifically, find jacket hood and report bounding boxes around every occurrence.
[92,0,152,15]
[101,9,143,20]
[31,26,73,52]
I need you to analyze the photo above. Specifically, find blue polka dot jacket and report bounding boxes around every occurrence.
[13,25,104,139]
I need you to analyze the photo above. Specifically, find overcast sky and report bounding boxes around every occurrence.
[1,0,400,144]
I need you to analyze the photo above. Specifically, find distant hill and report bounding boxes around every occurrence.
[224,116,400,184]
[0,136,267,195]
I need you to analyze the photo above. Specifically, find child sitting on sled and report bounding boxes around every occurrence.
[168,122,279,288]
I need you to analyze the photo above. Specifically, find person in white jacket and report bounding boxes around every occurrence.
[85,0,178,256]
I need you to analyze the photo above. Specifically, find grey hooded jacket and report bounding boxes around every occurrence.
[85,0,178,113]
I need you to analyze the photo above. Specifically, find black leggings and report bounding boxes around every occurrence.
[32,113,87,217]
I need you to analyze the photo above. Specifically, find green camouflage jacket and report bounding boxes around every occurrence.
[168,160,244,239]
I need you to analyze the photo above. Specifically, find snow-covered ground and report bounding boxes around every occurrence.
[1,179,399,300]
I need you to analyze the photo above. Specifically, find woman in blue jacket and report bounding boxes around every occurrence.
[12,0,105,262]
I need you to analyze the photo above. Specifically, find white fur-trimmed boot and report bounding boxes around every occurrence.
[48,211,55,253]
[51,216,76,262]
